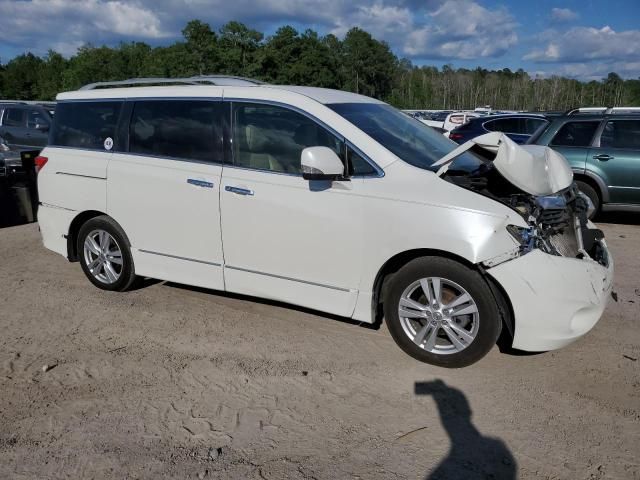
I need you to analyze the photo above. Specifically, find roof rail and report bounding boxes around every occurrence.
[565,106,640,115]
[0,100,57,108]
[79,75,265,90]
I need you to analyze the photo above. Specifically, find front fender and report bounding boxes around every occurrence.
[351,202,522,324]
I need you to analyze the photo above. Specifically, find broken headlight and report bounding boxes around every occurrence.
[506,225,536,253]
[505,224,561,255]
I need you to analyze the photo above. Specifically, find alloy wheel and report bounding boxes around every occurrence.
[83,229,123,284]
[398,277,480,355]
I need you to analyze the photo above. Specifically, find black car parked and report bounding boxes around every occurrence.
[448,114,549,144]
[0,102,53,149]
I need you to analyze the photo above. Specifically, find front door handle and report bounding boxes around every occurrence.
[225,186,254,196]
[593,154,613,161]
[187,178,214,188]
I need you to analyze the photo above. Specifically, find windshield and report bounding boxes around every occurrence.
[327,103,482,172]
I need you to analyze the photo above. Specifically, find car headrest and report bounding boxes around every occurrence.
[244,123,269,151]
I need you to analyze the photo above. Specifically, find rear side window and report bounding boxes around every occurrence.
[600,120,640,149]
[129,100,224,163]
[4,108,26,127]
[50,101,123,150]
[484,118,521,134]
[550,121,600,147]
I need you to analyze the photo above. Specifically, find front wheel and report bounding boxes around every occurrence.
[384,257,501,368]
[77,215,138,292]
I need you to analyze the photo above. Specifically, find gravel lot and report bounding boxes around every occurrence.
[0,218,638,479]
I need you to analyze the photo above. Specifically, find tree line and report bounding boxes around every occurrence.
[1,19,639,111]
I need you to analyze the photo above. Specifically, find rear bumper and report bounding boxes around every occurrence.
[38,203,76,258]
[488,243,614,351]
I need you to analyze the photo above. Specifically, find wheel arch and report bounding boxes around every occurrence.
[370,248,514,340]
[66,210,128,261]
[575,172,608,204]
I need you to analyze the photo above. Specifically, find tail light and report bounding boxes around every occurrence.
[449,133,463,141]
[35,155,48,173]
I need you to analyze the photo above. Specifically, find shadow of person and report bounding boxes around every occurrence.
[415,380,517,480]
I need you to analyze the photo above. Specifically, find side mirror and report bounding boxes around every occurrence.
[301,146,347,181]
[35,123,49,132]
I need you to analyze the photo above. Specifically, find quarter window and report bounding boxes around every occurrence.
[232,103,343,174]
[524,118,547,135]
[550,121,600,147]
[600,120,640,149]
[347,146,377,176]
[50,101,123,150]
[129,101,223,163]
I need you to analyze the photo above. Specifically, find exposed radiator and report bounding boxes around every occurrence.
[549,226,579,258]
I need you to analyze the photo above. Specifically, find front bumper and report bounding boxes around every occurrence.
[487,242,614,351]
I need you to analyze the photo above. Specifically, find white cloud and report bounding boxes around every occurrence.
[6,0,637,80]
[403,0,518,59]
[532,61,640,82]
[0,0,519,62]
[523,25,640,80]
[550,7,578,23]
[524,26,640,63]
[0,0,168,54]
[331,4,413,40]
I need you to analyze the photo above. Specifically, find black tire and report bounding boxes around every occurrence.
[384,256,501,368]
[77,215,138,292]
[575,180,600,219]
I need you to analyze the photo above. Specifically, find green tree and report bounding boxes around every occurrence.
[141,44,193,77]
[340,28,397,99]
[116,42,152,78]
[62,45,122,90]
[2,53,43,99]
[1,18,639,108]
[257,27,339,87]
[182,20,219,75]
[218,21,263,76]
[36,50,68,100]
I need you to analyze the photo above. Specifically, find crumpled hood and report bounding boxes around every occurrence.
[433,132,573,196]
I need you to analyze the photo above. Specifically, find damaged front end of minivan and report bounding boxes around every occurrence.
[434,132,614,352]
[434,132,608,268]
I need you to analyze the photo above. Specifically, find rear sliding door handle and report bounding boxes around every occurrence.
[593,154,613,161]
[225,186,254,196]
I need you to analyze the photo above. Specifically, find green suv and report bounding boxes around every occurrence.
[529,114,640,217]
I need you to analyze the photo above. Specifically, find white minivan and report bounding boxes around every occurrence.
[37,76,614,367]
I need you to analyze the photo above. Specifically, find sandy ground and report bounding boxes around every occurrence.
[0,218,638,479]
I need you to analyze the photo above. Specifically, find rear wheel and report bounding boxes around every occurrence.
[384,257,501,368]
[575,180,600,219]
[77,216,138,291]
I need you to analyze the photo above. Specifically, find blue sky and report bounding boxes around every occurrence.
[1,0,639,80]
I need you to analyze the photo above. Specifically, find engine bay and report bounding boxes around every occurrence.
[444,164,608,266]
